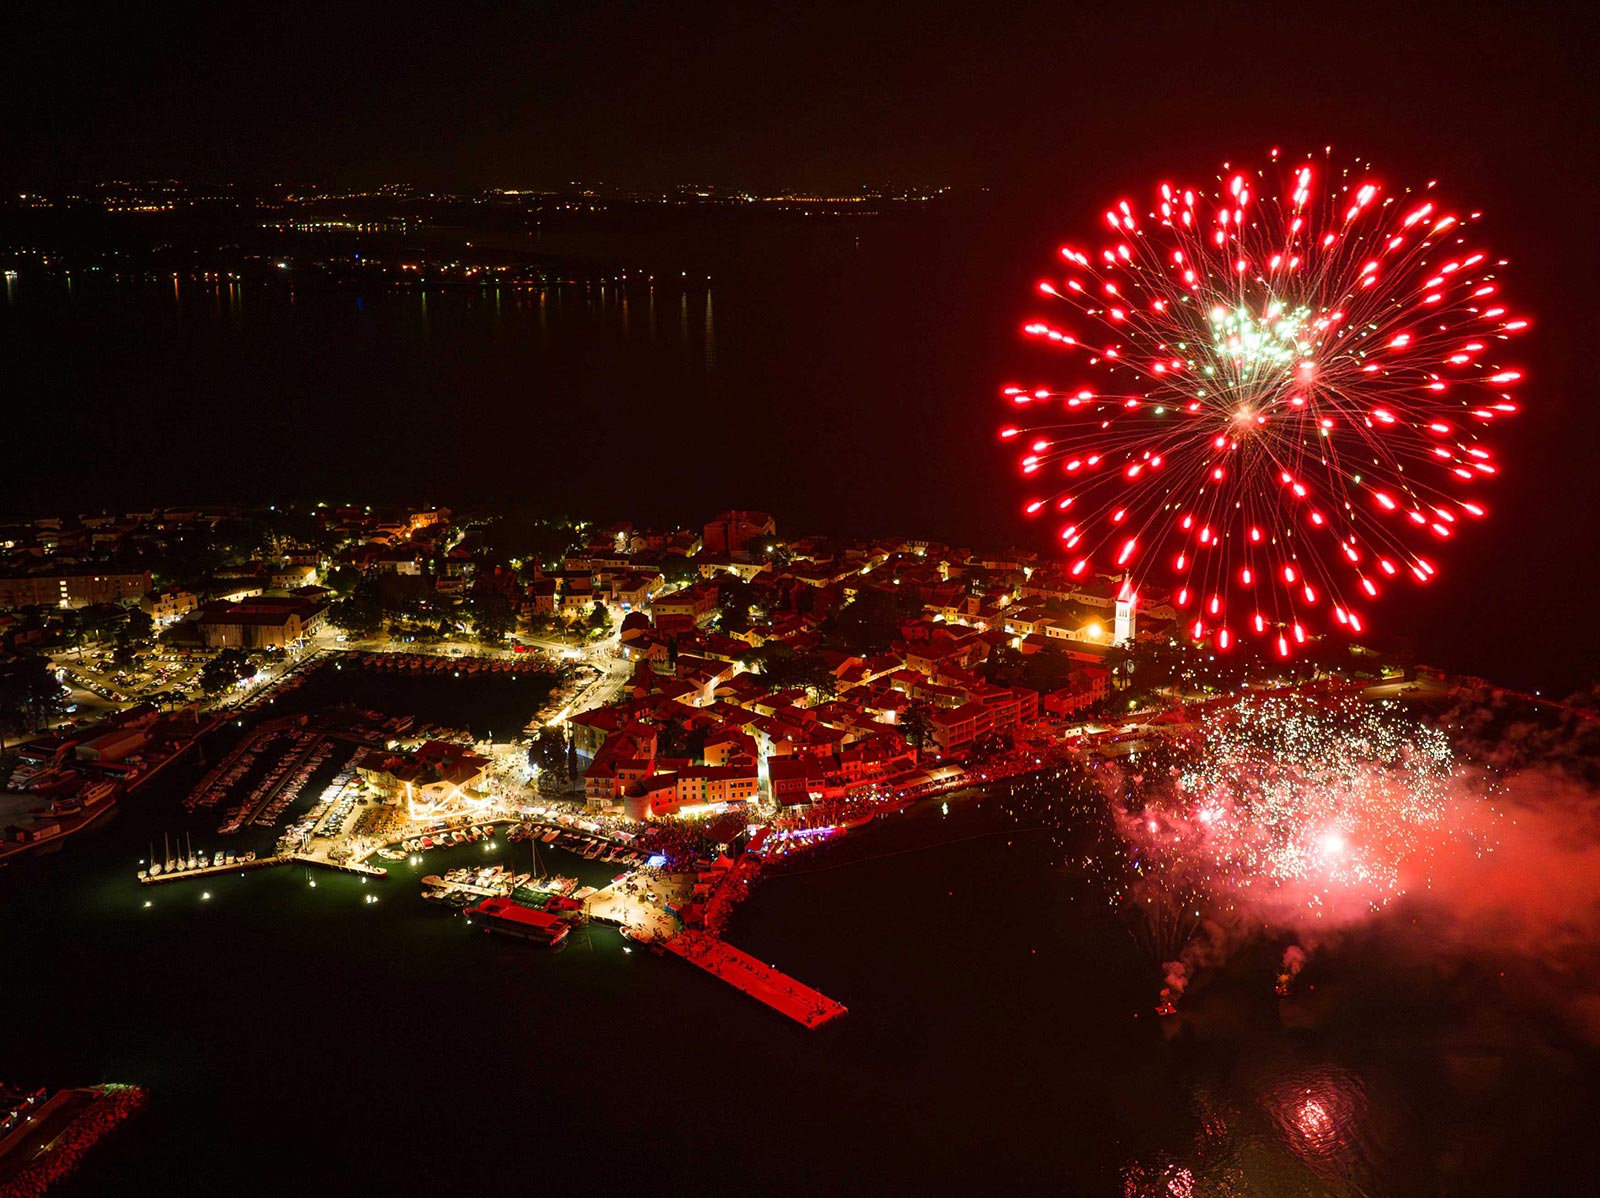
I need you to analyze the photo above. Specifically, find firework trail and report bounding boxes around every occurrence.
[1005,150,1528,656]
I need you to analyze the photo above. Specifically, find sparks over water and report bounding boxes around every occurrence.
[1106,694,1459,919]
[1004,150,1529,654]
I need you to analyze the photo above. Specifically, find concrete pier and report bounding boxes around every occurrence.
[140,855,287,885]
[138,852,385,885]
[665,931,847,1029]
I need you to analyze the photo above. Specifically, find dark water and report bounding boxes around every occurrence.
[4,670,1597,1195]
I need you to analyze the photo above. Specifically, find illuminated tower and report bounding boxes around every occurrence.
[1114,576,1137,646]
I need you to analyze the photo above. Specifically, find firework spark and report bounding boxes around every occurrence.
[1107,694,1458,920]
[1005,150,1528,654]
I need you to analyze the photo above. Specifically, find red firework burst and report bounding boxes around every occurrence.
[1004,150,1528,655]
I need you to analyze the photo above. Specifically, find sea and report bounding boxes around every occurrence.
[2,665,1597,1196]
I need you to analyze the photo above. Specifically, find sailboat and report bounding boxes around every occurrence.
[186,832,198,871]
[164,832,179,873]
[140,842,153,881]
[528,836,548,890]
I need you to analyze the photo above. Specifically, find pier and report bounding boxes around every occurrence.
[138,853,386,885]
[140,855,287,885]
[665,931,847,1029]
[296,854,388,879]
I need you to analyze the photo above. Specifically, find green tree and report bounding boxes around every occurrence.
[587,601,612,636]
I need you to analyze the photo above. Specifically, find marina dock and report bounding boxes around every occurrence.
[665,931,847,1030]
[138,853,386,885]
[140,854,288,885]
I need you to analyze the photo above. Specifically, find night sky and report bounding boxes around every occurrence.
[4,2,1594,192]
[3,1,1597,689]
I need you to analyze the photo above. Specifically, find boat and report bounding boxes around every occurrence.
[464,896,570,947]
[241,851,256,863]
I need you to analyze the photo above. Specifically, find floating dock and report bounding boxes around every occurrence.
[665,931,847,1030]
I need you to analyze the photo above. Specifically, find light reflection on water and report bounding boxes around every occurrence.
[1124,1065,1387,1197]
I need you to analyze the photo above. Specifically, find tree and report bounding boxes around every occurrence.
[470,591,517,643]
[984,643,1024,684]
[968,730,1012,764]
[0,709,23,752]
[901,700,934,756]
[826,584,920,654]
[587,601,612,636]
[656,714,707,761]
[1,656,65,743]
[124,608,155,642]
[328,578,384,638]
[795,658,840,703]
[111,638,139,670]
[715,577,756,633]
[324,565,363,598]
[199,649,252,696]
[738,642,795,679]
[529,728,568,778]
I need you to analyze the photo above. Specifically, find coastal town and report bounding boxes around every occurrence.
[1,505,1456,871]
[1,500,1475,1059]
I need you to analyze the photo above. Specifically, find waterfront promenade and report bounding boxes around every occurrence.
[666,930,847,1029]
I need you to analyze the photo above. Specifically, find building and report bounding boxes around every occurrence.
[142,585,198,623]
[702,510,776,558]
[0,566,151,610]
[354,740,490,806]
[641,764,761,816]
[73,726,150,763]
[652,583,718,631]
[195,595,326,650]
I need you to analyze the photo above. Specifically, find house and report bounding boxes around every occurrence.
[665,764,762,812]
[612,571,665,611]
[142,586,198,623]
[768,756,823,806]
[1040,668,1112,717]
[652,583,718,631]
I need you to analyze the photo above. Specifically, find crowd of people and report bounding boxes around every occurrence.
[0,1084,147,1198]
